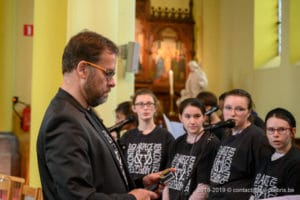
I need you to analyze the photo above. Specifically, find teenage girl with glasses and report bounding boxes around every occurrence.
[208,89,273,200]
[119,88,175,187]
[250,107,300,199]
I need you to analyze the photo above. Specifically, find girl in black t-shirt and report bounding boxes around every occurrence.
[250,108,300,199]
[119,88,175,185]
[162,98,220,200]
[208,89,273,200]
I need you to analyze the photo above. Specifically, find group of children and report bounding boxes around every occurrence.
[110,88,300,200]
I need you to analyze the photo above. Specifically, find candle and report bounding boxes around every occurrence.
[169,69,174,95]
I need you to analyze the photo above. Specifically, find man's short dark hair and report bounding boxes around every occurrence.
[62,30,118,74]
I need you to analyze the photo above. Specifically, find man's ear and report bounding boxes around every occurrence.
[77,61,89,78]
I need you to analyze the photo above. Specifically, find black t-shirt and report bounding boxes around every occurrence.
[252,146,300,199]
[209,124,273,200]
[167,132,220,200]
[119,126,175,181]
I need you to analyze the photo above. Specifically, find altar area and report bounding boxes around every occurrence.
[134,0,195,119]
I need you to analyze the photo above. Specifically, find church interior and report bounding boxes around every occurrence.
[0,0,300,190]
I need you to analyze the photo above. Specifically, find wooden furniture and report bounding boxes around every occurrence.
[0,173,42,200]
[135,0,195,117]
[21,185,41,200]
[9,175,25,200]
[0,174,12,200]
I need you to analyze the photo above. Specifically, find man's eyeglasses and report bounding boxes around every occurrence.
[84,61,115,80]
[223,106,247,114]
[134,102,155,108]
[266,127,292,135]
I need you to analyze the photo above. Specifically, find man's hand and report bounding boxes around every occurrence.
[129,188,159,200]
[142,168,176,195]
[143,168,176,187]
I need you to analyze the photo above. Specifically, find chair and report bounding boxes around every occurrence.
[0,174,42,200]
[8,175,25,200]
[21,185,40,200]
[0,174,12,200]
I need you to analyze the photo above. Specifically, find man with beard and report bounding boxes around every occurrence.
[37,30,165,200]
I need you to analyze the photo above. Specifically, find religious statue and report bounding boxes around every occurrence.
[176,60,208,106]
[155,55,165,80]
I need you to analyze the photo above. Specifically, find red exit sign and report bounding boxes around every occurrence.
[23,24,34,36]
